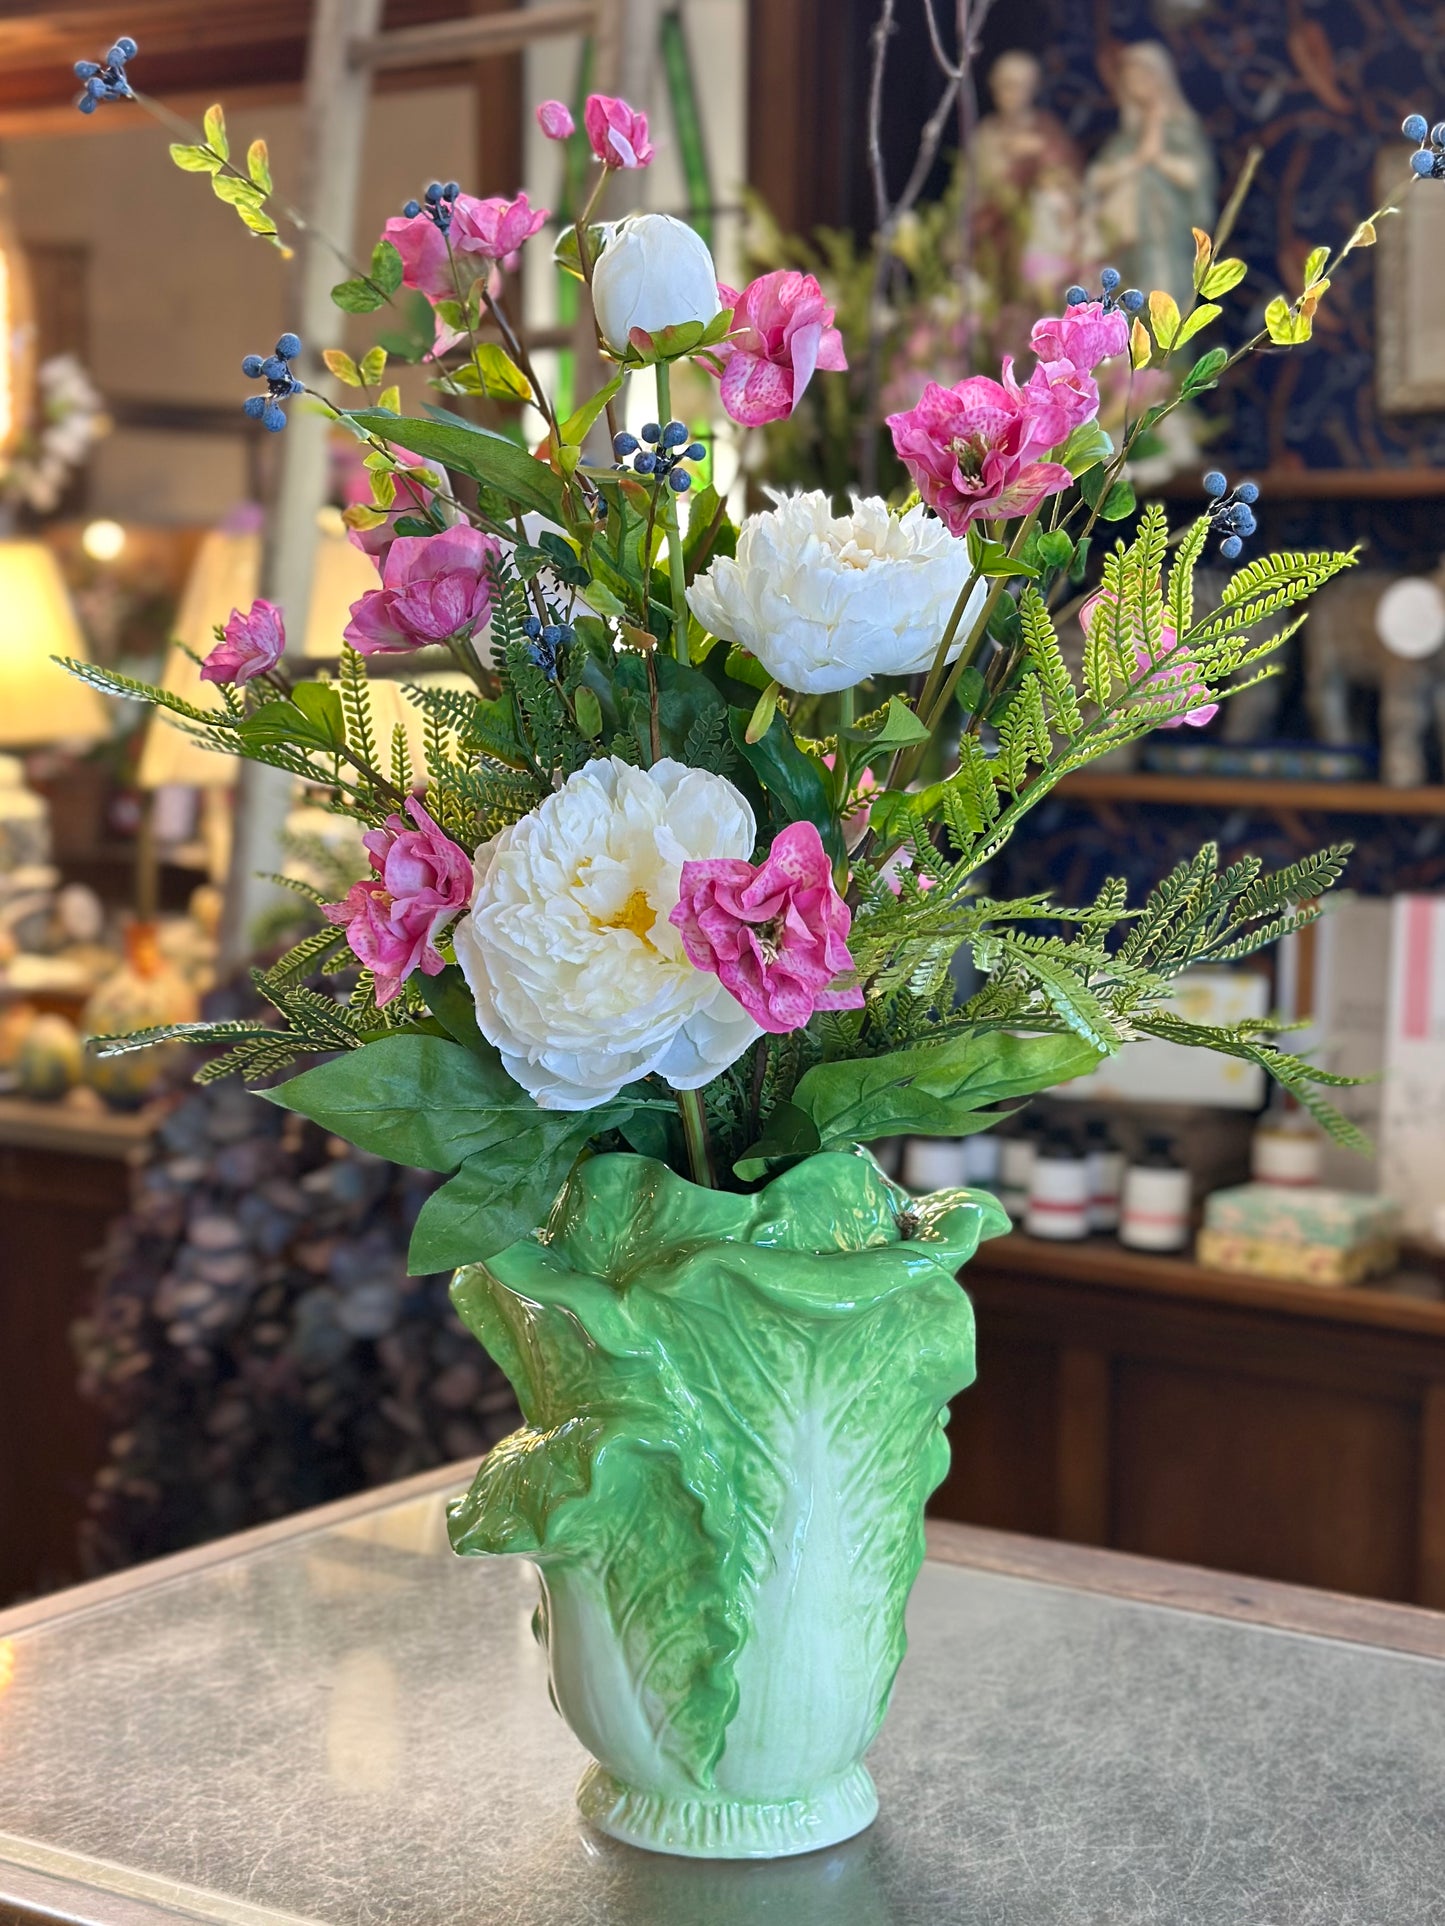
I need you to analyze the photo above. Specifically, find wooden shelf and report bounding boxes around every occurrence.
[1054,771,1445,814]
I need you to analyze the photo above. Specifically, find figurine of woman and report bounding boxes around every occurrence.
[1083,41,1216,304]
[968,51,1082,353]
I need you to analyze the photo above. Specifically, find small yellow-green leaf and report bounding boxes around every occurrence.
[376,385,402,414]
[246,138,272,194]
[323,348,362,386]
[559,371,624,446]
[169,142,221,174]
[212,173,264,210]
[1303,243,1329,288]
[574,687,603,738]
[343,504,388,532]
[359,346,388,387]
[1130,317,1152,369]
[235,203,278,238]
[1264,295,1296,345]
[1172,302,1222,350]
[1199,256,1247,298]
[1148,289,1181,350]
[745,680,781,745]
[203,103,228,161]
[470,343,533,403]
[1350,218,1378,249]
[371,469,397,510]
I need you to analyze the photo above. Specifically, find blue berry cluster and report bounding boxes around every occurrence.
[521,614,576,679]
[612,420,706,494]
[1202,470,1259,560]
[400,181,462,231]
[1063,266,1145,316]
[241,333,303,432]
[74,35,136,113]
[1403,114,1445,180]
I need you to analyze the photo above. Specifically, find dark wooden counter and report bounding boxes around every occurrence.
[936,1231,1445,1608]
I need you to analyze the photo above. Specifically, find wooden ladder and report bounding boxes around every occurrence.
[223,0,641,962]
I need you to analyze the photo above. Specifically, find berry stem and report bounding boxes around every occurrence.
[654,361,691,666]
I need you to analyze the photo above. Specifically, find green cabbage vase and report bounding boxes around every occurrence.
[447,1150,1006,1859]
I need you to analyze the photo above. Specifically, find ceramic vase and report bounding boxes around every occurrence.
[447,1149,1004,1859]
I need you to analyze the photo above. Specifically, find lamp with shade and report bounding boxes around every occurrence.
[0,538,109,748]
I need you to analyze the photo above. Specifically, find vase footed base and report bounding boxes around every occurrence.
[575,1760,879,1860]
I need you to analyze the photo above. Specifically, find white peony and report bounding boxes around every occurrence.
[453,757,762,1110]
[687,491,989,695]
[590,213,721,354]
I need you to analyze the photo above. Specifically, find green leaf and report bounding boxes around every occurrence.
[203,102,229,160]
[212,173,265,211]
[323,348,362,386]
[841,695,931,750]
[408,1126,588,1271]
[552,221,609,281]
[733,1101,822,1180]
[1264,295,1297,345]
[446,344,534,402]
[574,686,603,738]
[966,528,1039,579]
[246,138,272,193]
[1172,302,1222,349]
[1182,346,1228,396]
[1059,419,1113,478]
[331,276,385,315]
[1303,243,1329,288]
[169,142,221,174]
[730,708,844,863]
[1080,466,1136,521]
[744,681,780,744]
[369,238,403,296]
[1036,530,1074,569]
[238,683,346,753]
[793,1032,1103,1145]
[351,409,566,523]
[722,645,773,692]
[359,345,388,387]
[1199,256,1247,299]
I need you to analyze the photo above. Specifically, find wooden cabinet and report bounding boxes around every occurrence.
[0,1100,152,1605]
[935,1234,1445,1608]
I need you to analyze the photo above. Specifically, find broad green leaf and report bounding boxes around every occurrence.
[1080,465,1136,521]
[733,1101,822,1180]
[238,683,345,753]
[794,1032,1103,1144]
[841,694,930,750]
[730,707,844,863]
[169,142,221,174]
[1036,530,1074,569]
[1148,288,1181,350]
[331,277,384,314]
[351,409,566,523]
[722,645,772,692]
[1172,302,1221,349]
[408,1125,590,1270]
[574,686,603,738]
[323,348,362,386]
[203,102,228,160]
[246,138,272,193]
[1199,256,1247,298]
[263,1031,533,1172]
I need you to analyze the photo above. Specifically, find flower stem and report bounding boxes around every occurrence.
[654,360,691,665]
[677,1087,714,1186]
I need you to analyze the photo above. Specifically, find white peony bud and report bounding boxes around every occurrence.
[590,213,721,354]
[687,491,990,695]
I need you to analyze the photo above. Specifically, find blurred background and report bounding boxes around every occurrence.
[4,0,1445,1620]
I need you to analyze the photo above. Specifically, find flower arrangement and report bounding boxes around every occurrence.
[60,49,1413,1271]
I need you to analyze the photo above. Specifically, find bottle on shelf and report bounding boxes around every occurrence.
[1250,1108,1324,1188]
[1084,1117,1124,1232]
[1119,1135,1192,1252]
[997,1124,1037,1222]
[963,1132,1001,1192]
[901,1136,968,1192]
[1025,1128,1091,1241]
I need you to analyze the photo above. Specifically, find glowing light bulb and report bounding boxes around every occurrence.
[82,518,126,562]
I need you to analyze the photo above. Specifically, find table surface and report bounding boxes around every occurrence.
[3,1465,1445,1926]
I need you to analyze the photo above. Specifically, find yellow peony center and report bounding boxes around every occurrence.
[600,888,658,945]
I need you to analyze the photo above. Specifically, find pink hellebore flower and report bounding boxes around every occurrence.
[536,99,575,141]
[885,356,1097,536]
[200,598,285,685]
[584,93,654,169]
[450,191,548,268]
[324,797,473,1007]
[382,205,455,303]
[1080,590,1219,729]
[1029,300,1129,375]
[344,524,501,656]
[712,270,848,427]
[670,820,864,1035]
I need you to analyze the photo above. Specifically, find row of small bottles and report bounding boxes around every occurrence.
[898,1121,1191,1251]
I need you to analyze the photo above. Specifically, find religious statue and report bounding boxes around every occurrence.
[967,50,1083,357]
[1083,40,1216,305]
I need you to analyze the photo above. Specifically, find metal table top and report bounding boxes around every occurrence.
[1,1462,1443,1926]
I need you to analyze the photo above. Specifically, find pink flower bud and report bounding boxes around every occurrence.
[536,99,575,141]
[199,597,285,685]
[583,93,654,169]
